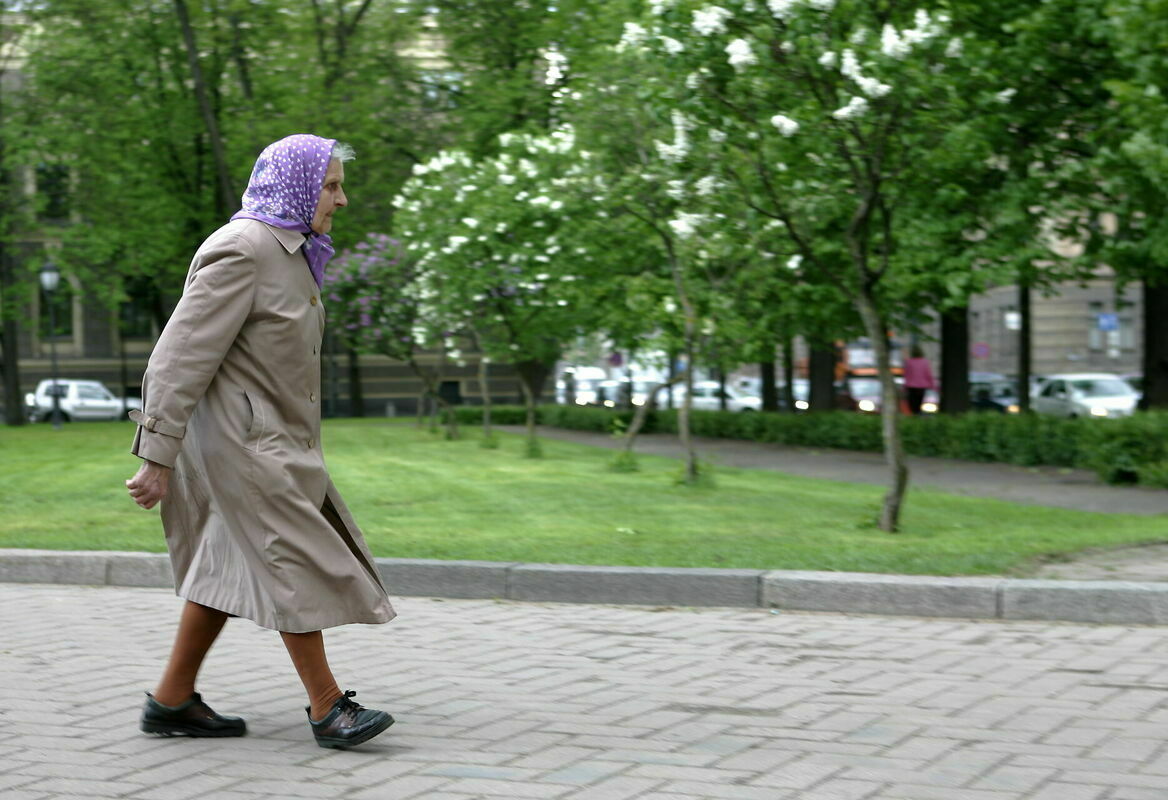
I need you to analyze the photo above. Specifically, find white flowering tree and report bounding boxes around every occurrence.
[323,233,466,439]
[392,128,603,455]
[611,0,1009,529]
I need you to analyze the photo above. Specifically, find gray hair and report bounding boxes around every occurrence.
[331,141,356,162]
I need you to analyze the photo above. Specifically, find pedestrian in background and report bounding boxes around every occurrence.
[903,344,936,416]
[124,134,396,750]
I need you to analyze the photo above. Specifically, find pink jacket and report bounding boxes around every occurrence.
[903,357,935,390]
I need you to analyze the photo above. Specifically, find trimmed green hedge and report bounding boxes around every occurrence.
[452,403,1168,487]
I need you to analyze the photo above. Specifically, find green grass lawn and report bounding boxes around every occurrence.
[1,418,1165,576]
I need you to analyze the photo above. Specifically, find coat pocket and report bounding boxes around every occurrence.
[242,389,266,450]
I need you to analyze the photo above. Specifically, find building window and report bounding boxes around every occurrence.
[119,285,156,340]
[39,280,74,339]
[36,163,71,222]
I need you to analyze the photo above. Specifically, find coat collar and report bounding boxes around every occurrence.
[263,224,307,254]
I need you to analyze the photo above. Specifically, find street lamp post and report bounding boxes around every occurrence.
[39,260,63,430]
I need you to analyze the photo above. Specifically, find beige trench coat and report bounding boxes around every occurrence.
[130,218,395,633]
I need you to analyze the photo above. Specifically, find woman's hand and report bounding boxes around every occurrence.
[126,460,172,510]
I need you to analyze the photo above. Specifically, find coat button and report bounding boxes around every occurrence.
[310,296,318,306]
[307,438,315,448]
[312,345,317,355]
[309,392,316,403]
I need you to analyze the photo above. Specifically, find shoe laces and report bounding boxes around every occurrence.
[336,690,362,718]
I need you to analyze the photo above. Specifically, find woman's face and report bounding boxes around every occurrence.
[311,158,347,235]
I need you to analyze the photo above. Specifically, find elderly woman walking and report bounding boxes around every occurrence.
[124,134,396,749]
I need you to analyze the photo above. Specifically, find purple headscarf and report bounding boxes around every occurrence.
[231,134,337,287]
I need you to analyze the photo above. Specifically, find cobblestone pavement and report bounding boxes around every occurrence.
[3,584,1168,800]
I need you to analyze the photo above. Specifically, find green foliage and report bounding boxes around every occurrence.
[535,405,1168,485]
[1080,413,1168,484]
[453,405,530,425]
[608,450,640,472]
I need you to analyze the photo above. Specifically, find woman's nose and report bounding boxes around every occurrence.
[336,188,348,208]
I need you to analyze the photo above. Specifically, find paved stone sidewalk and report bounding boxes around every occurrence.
[3,585,1168,800]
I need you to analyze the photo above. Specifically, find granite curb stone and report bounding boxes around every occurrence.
[1,549,1166,624]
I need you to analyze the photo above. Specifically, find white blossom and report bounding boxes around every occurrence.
[685,71,703,89]
[770,113,800,136]
[766,0,796,20]
[840,49,861,78]
[832,95,869,120]
[660,36,685,55]
[649,0,677,14]
[695,175,722,196]
[666,180,687,201]
[855,75,892,97]
[549,200,564,211]
[663,297,678,314]
[462,217,478,228]
[945,37,964,58]
[617,22,649,51]
[786,254,803,270]
[447,235,470,250]
[996,88,1017,104]
[499,173,516,185]
[880,25,910,58]
[708,128,727,143]
[806,0,834,8]
[655,141,688,163]
[543,45,568,85]
[818,50,837,68]
[692,5,732,36]
[725,38,758,70]
[668,212,708,239]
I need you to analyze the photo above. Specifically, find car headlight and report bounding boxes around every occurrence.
[1090,406,1109,418]
[795,400,809,410]
[1007,404,1020,414]
[921,402,938,413]
[575,398,587,405]
[603,400,615,408]
[858,399,876,412]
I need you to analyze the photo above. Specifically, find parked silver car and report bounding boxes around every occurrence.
[1032,373,1138,419]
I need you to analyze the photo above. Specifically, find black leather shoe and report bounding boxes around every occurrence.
[140,692,246,737]
[307,690,394,749]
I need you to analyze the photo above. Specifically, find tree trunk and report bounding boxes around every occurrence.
[666,349,677,409]
[939,305,970,414]
[780,337,796,413]
[1016,279,1032,413]
[622,374,683,454]
[478,355,494,441]
[174,0,235,217]
[0,249,24,427]
[678,333,698,483]
[0,100,23,427]
[760,355,778,412]
[856,290,909,533]
[1141,279,1168,410]
[347,348,364,417]
[717,367,728,411]
[808,345,836,412]
[518,375,541,457]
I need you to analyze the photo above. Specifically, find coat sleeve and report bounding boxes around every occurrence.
[130,231,257,467]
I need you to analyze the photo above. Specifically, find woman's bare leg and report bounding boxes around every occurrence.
[153,600,229,706]
[280,630,345,720]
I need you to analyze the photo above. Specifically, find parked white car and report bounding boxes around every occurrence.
[669,380,762,412]
[24,379,141,422]
[1032,373,1139,419]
